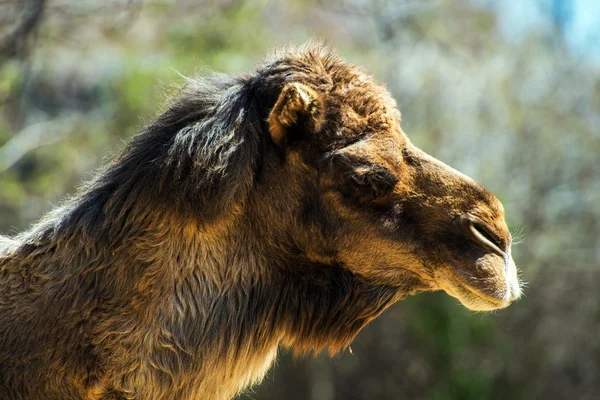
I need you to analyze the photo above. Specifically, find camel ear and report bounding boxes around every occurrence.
[268,82,325,146]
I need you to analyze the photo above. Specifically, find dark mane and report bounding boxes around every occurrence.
[41,75,267,243]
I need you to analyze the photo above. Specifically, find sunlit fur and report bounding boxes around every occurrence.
[0,44,519,399]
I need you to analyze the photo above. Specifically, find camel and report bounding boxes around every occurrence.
[0,44,521,399]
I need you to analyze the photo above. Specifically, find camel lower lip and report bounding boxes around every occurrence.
[439,271,510,311]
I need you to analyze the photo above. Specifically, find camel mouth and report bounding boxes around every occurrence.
[446,215,522,311]
[437,262,521,311]
[439,271,510,311]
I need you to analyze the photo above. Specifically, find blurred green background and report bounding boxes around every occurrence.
[1,1,598,399]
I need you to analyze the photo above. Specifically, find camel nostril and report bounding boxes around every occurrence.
[472,223,503,248]
[456,214,506,257]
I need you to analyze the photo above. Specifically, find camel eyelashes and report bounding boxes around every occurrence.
[350,173,371,187]
[347,166,397,199]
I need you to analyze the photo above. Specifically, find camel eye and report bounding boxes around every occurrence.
[351,174,371,187]
[345,166,397,202]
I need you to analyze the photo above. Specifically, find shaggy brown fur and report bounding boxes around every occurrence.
[0,44,521,399]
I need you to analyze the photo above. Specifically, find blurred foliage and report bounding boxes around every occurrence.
[0,1,599,399]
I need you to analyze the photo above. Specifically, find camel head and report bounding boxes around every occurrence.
[260,47,521,311]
